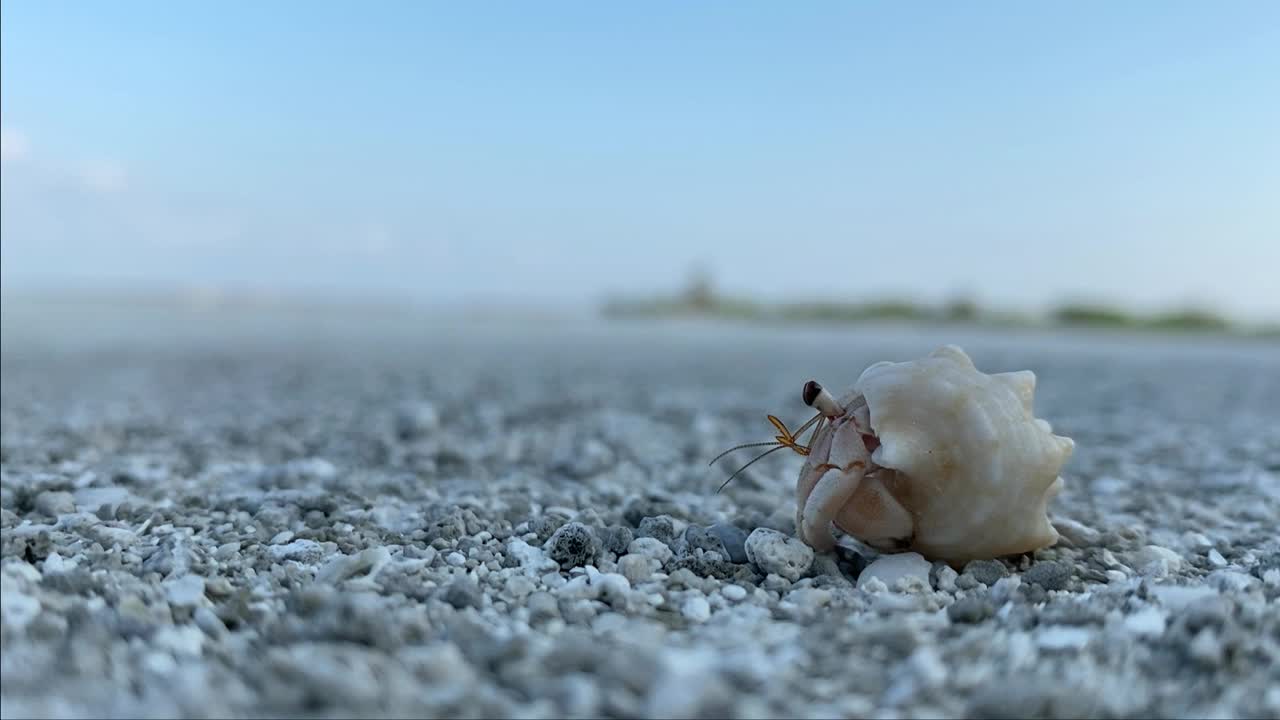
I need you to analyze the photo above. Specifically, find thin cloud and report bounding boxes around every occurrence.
[0,127,30,162]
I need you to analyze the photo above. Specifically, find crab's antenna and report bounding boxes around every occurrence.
[709,409,827,494]
[716,444,789,494]
[708,440,783,468]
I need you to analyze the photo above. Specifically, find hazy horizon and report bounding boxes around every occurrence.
[3,2,1278,323]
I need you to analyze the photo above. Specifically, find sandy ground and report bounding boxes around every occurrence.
[2,301,1278,719]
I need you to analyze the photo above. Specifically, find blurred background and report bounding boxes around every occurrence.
[2,1,1278,337]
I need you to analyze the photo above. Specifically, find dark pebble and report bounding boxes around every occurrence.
[1023,561,1072,591]
[707,523,749,564]
[963,559,1009,586]
[547,522,600,570]
[947,596,995,624]
[441,578,483,610]
[597,525,634,556]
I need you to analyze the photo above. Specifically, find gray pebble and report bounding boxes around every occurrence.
[596,525,634,556]
[963,559,1009,586]
[708,523,749,564]
[193,606,226,637]
[947,596,995,624]
[636,516,676,546]
[526,592,560,622]
[33,491,75,517]
[1023,561,1072,591]
[547,522,600,570]
[441,578,483,610]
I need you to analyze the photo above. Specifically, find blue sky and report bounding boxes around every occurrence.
[2,1,1278,319]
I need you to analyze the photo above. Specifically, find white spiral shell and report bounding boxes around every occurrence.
[842,345,1075,563]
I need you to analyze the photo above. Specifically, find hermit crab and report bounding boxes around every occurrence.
[712,345,1075,566]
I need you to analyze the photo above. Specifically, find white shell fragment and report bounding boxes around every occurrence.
[796,344,1075,565]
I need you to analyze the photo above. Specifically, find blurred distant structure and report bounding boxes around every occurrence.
[600,267,1277,339]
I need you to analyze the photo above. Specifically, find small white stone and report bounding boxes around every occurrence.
[787,587,831,611]
[1123,607,1167,638]
[721,584,748,602]
[681,596,711,623]
[42,552,71,575]
[627,537,673,566]
[934,564,958,592]
[446,552,467,567]
[744,529,813,582]
[269,531,294,545]
[1207,549,1227,567]
[908,647,948,688]
[990,576,1022,605]
[1037,625,1091,650]
[505,575,535,599]
[1188,629,1223,665]
[153,626,204,657]
[1182,531,1212,549]
[617,554,655,584]
[267,539,323,563]
[1206,570,1258,593]
[0,591,40,629]
[860,576,889,594]
[1149,584,1218,611]
[857,552,931,593]
[595,573,631,603]
[1263,568,1280,587]
[1132,545,1183,576]
[164,574,206,608]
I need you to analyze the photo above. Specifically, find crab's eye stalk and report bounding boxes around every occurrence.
[802,380,822,407]
[804,380,844,418]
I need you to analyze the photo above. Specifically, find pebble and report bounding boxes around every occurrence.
[0,591,40,629]
[268,539,324,563]
[627,537,673,566]
[1149,584,1219,611]
[164,574,206,608]
[1023,561,1071,591]
[1206,569,1258,592]
[617,554,655,584]
[596,525,634,555]
[191,607,225,639]
[34,491,76,517]
[947,596,994,624]
[442,578,483,609]
[1037,626,1091,650]
[1124,607,1167,638]
[1207,549,1228,567]
[721,584,748,602]
[546,522,600,570]
[963,559,1008,586]
[316,547,391,584]
[1188,629,1224,666]
[637,516,676,546]
[681,596,711,623]
[934,564,958,592]
[744,528,813,582]
[526,592,560,621]
[446,552,467,567]
[857,552,931,592]
[707,523,749,564]
[1132,545,1183,576]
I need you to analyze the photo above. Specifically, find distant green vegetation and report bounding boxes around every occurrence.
[600,276,1275,339]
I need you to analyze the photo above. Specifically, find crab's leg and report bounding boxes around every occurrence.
[799,417,871,552]
[834,470,914,552]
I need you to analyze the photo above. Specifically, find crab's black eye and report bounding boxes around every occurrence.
[802,380,822,407]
